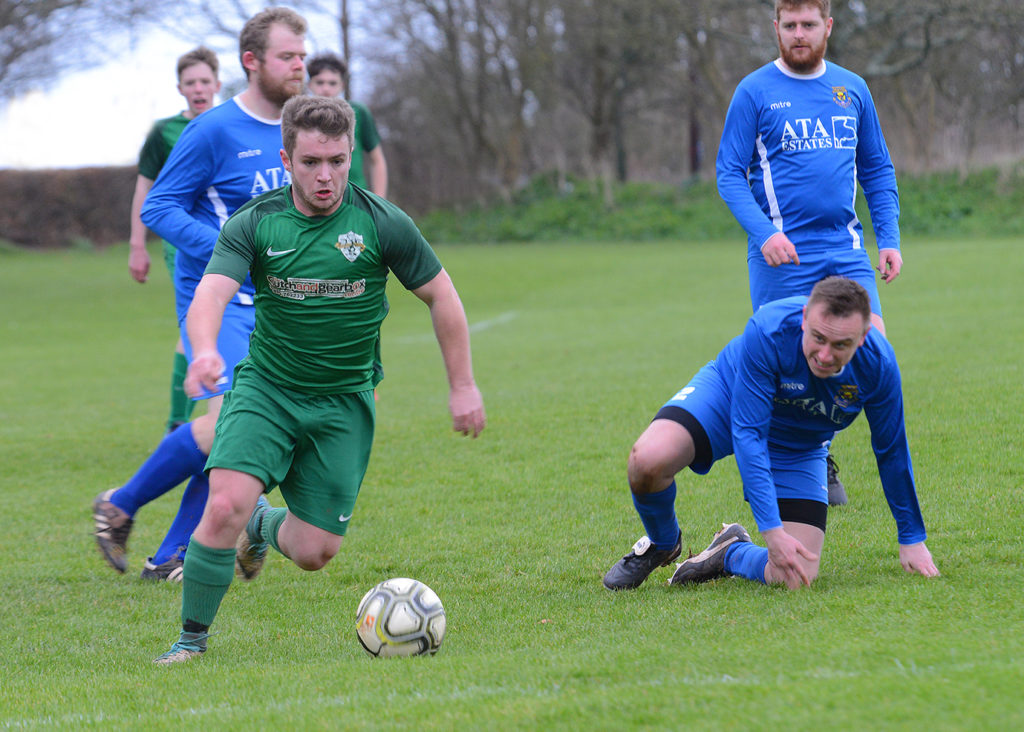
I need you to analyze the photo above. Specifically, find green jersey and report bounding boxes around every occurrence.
[138,113,190,180]
[205,183,442,394]
[348,101,381,189]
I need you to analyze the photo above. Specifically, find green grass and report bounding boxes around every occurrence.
[416,166,1024,244]
[1,238,1022,729]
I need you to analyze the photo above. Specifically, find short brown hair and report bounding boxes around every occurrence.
[807,277,871,323]
[238,7,307,76]
[775,0,830,20]
[281,95,355,157]
[177,46,219,79]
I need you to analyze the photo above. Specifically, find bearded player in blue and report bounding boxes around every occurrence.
[603,278,939,591]
[716,0,903,506]
[92,8,309,580]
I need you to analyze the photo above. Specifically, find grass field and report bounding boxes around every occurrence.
[1,237,1021,730]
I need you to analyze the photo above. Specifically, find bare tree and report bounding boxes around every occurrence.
[823,0,1024,170]
[11,0,1017,200]
[551,0,686,200]
[364,0,559,208]
[0,0,158,103]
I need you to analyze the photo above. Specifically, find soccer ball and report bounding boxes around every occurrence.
[355,577,446,657]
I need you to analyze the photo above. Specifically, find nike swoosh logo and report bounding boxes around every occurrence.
[338,513,352,522]
[267,246,297,257]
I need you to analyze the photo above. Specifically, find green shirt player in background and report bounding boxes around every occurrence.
[155,94,486,664]
[128,46,221,431]
[307,52,389,197]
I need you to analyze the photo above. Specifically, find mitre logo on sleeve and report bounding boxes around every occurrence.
[335,231,366,262]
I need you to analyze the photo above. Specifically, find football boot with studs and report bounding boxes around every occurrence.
[669,522,751,586]
[603,533,682,590]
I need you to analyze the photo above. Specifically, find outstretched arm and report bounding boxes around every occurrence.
[184,273,240,398]
[411,269,486,438]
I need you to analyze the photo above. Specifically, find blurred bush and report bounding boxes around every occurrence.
[0,166,135,248]
[2,163,1023,249]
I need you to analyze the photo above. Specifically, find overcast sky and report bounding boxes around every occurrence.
[0,22,363,171]
[0,30,220,170]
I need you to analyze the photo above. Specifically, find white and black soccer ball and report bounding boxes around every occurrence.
[355,577,446,658]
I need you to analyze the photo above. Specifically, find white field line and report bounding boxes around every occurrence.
[1,657,1010,729]
[391,310,518,345]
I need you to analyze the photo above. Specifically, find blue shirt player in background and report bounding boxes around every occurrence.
[603,277,939,591]
[716,0,903,506]
[92,7,309,581]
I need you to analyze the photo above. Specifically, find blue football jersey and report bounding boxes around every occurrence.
[141,96,292,322]
[715,297,925,543]
[716,60,900,259]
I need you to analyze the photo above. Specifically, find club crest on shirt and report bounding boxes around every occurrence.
[832,86,852,109]
[834,384,859,407]
[335,231,365,262]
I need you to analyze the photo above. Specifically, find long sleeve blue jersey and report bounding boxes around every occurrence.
[140,96,292,322]
[716,297,926,544]
[716,60,900,258]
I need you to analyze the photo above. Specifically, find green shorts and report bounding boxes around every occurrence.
[162,240,177,280]
[206,361,376,536]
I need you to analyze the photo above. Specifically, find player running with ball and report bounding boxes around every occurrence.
[155,95,485,664]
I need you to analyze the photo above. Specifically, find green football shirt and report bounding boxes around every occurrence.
[348,101,381,189]
[205,183,442,394]
[137,113,190,180]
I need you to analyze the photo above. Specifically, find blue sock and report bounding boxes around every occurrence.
[723,542,768,584]
[631,481,680,550]
[111,423,208,516]
[150,473,209,565]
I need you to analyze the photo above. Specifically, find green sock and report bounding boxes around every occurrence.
[259,507,289,555]
[181,538,236,629]
[168,351,195,430]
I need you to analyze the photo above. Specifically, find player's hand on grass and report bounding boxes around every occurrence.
[129,245,151,283]
[760,232,800,267]
[877,248,903,283]
[450,383,485,438]
[184,349,225,398]
[898,541,940,577]
[762,527,818,589]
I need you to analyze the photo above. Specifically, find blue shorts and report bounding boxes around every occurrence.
[748,246,882,316]
[180,301,255,399]
[661,361,828,504]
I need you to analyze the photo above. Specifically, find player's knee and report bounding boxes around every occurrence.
[766,562,820,588]
[291,538,342,571]
[795,566,820,587]
[190,413,218,453]
[204,492,250,532]
[627,442,662,493]
[870,312,887,337]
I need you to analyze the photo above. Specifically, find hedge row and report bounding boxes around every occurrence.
[0,166,136,248]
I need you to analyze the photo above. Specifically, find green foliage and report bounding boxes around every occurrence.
[421,166,1024,244]
[1,240,1022,729]
[890,166,1024,236]
[419,173,741,243]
